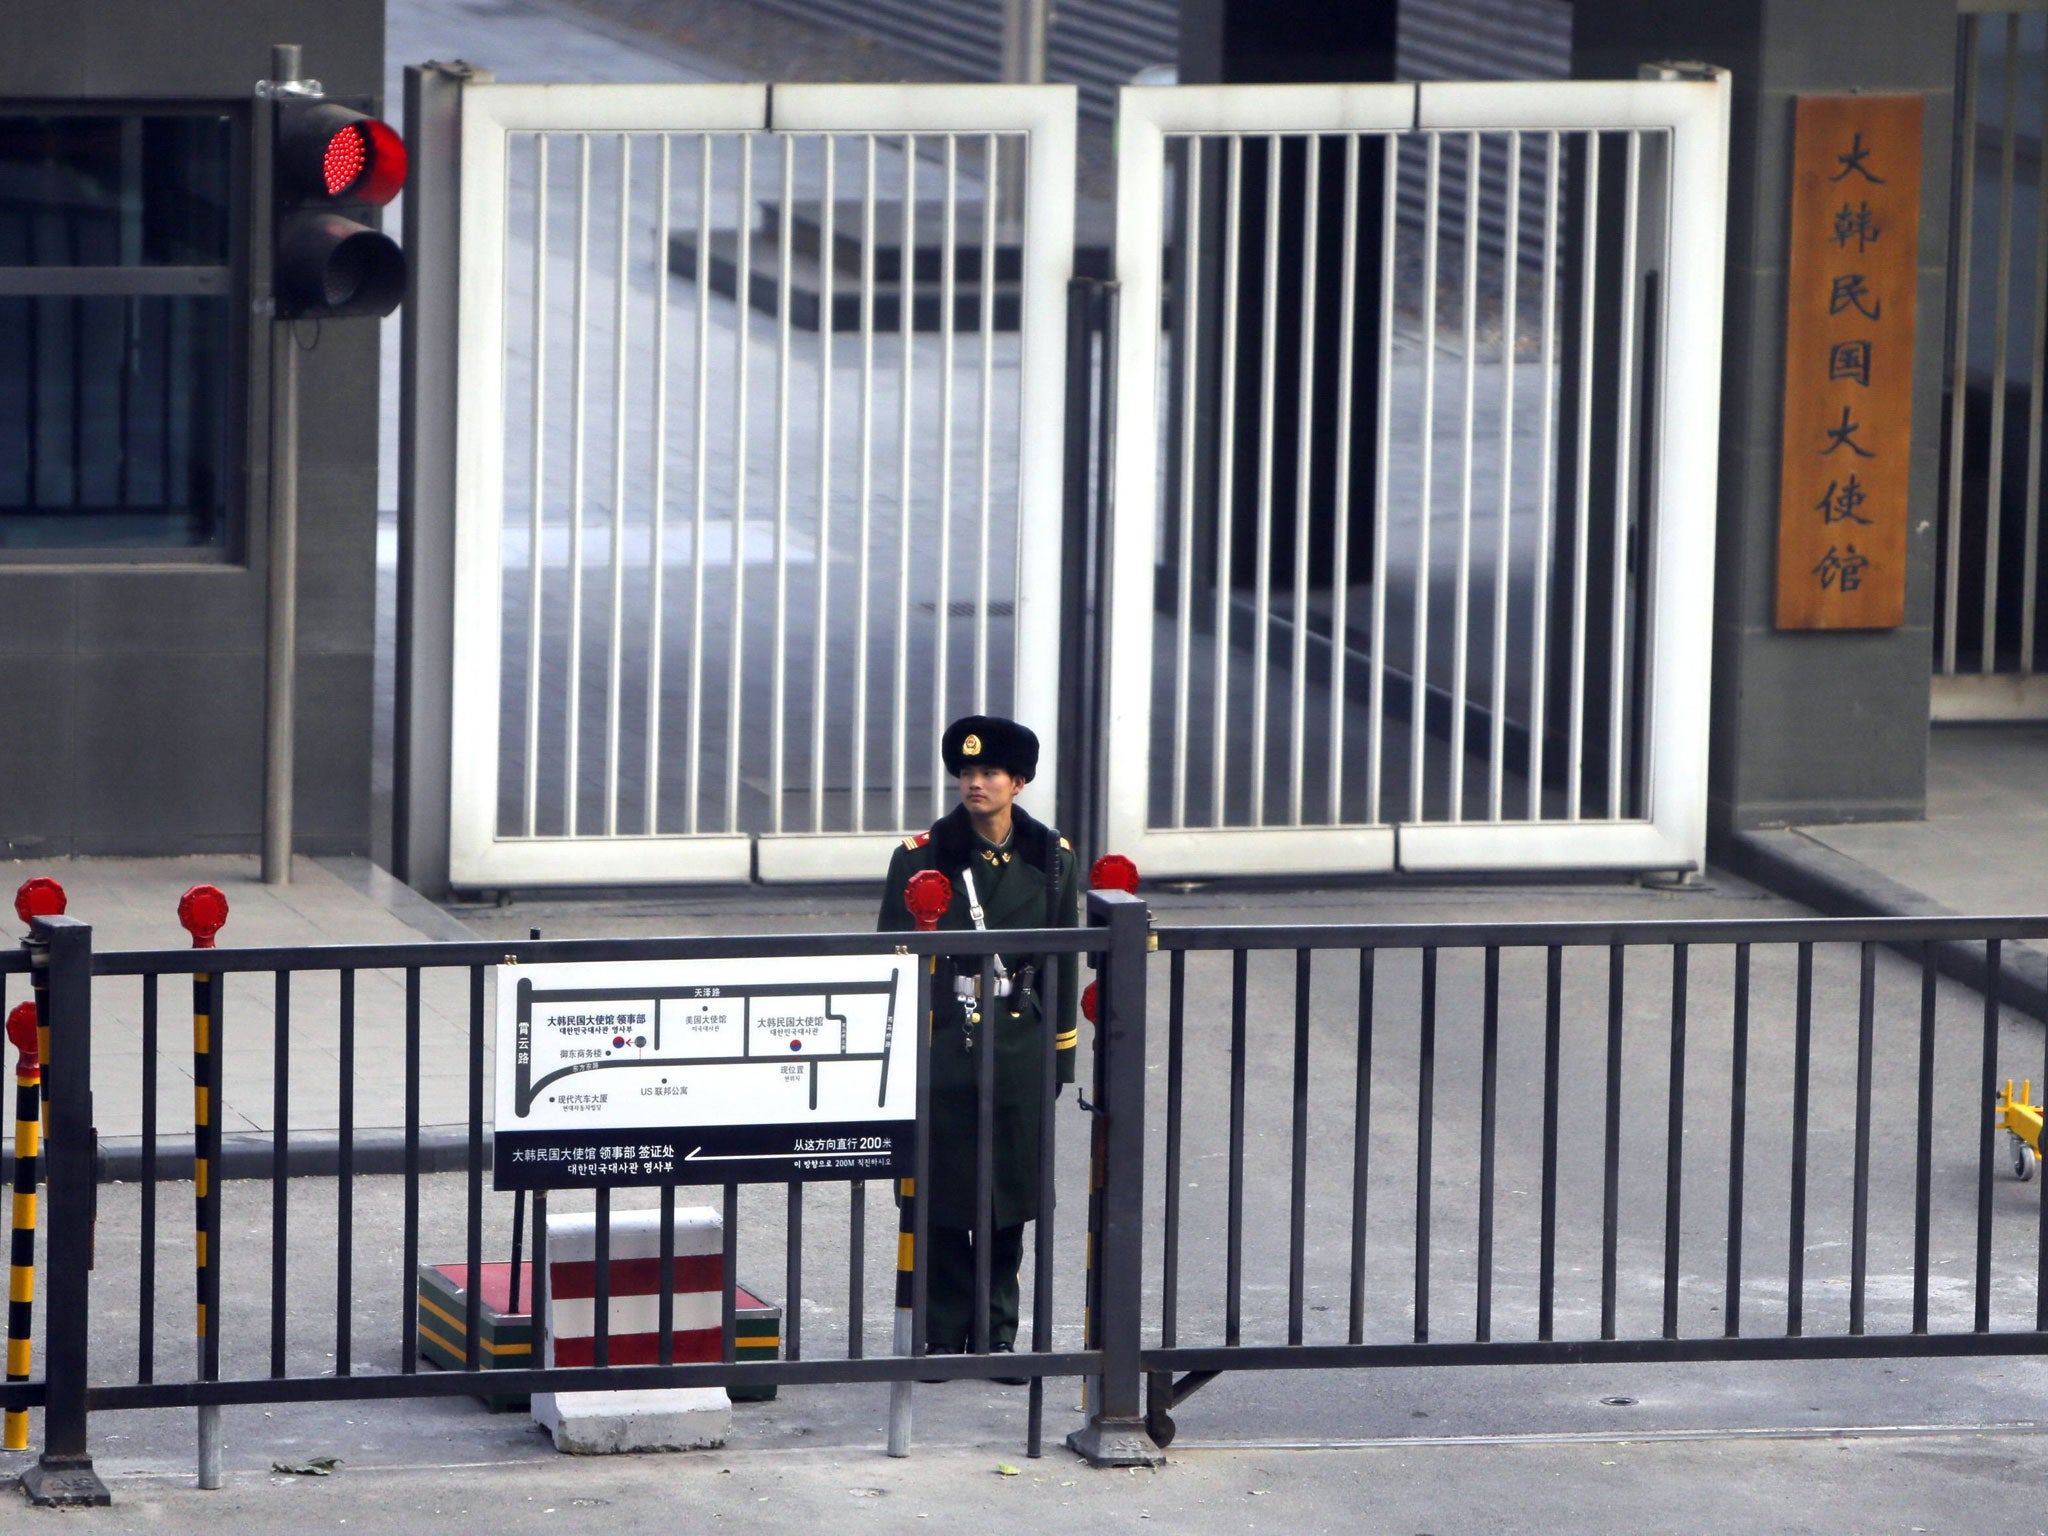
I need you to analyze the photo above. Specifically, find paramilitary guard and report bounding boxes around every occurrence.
[876,715,1078,1364]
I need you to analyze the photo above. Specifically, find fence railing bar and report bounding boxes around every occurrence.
[771,135,795,836]
[721,1180,739,1364]
[1171,137,1201,830]
[658,1183,676,1366]
[523,134,549,839]
[813,137,838,832]
[1349,945,1374,1346]
[1029,926,1060,1455]
[973,953,997,1355]
[725,133,754,834]
[1287,135,1321,828]
[1414,946,1438,1343]
[975,135,999,715]
[1287,948,1312,1345]
[849,1178,867,1360]
[1944,18,1980,675]
[687,132,711,835]
[1488,129,1522,823]
[465,965,486,1371]
[139,974,158,1384]
[1913,945,1937,1335]
[1725,942,1750,1339]
[1529,131,1561,821]
[1983,15,2023,675]
[1476,944,1499,1343]
[1568,131,1600,820]
[1850,941,1877,1334]
[531,1188,550,1369]
[1609,130,1642,821]
[1225,948,1248,1346]
[402,966,422,1374]
[786,1180,805,1362]
[1213,135,1245,828]
[644,133,671,836]
[565,134,591,839]
[932,136,960,819]
[603,133,632,839]
[1538,944,1561,1341]
[1789,941,1814,1336]
[271,970,290,1378]
[336,968,356,1375]
[1977,939,2002,1332]
[852,134,878,833]
[1662,941,1686,1340]
[1250,132,1283,829]
[1600,942,1623,1340]
[1412,132,1442,826]
[1366,132,1397,827]
[1449,131,1481,822]
[2039,937,2048,1329]
[1328,131,1362,826]
[892,134,916,833]
[594,1184,612,1367]
[1163,948,1186,1348]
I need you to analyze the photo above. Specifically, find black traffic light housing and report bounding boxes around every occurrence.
[271,95,408,320]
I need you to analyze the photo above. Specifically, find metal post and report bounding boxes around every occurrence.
[20,916,110,1507]
[178,887,229,1489]
[1066,890,1163,1467]
[261,41,302,886]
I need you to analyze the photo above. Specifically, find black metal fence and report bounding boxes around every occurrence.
[6,899,2048,1499]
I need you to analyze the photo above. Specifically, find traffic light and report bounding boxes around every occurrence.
[271,96,407,320]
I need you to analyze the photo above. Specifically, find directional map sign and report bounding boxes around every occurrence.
[492,954,919,1190]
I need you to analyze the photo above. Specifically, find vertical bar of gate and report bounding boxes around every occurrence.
[1724,944,1750,1338]
[1529,132,1561,819]
[337,969,356,1374]
[1850,942,1876,1334]
[1250,134,1282,828]
[726,135,755,834]
[1568,135,1601,819]
[271,972,290,1376]
[594,1185,612,1367]
[850,1179,867,1359]
[1600,944,1623,1339]
[139,976,158,1383]
[975,136,998,713]
[1662,942,1685,1339]
[892,137,917,832]
[932,137,960,815]
[1609,132,1642,819]
[1538,945,1562,1341]
[786,1181,804,1362]
[530,1189,550,1370]
[973,954,997,1356]
[1287,137,1321,827]
[1212,136,1244,827]
[1449,132,1480,821]
[524,136,549,838]
[402,966,422,1373]
[659,1184,676,1365]
[604,134,631,837]
[1788,942,1813,1335]
[1983,16,2022,676]
[1349,947,1374,1344]
[1068,889,1157,1464]
[1414,948,1437,1342]
[688,134,712,834]
[1914,945,1937,1334]
[1226,948,1247,1345]
[466,966,486,1369]
[2039,940,2048,1331]
[1476,945,1499,1342]
[22,919,106,1506]
[1287,949,1311,1343]
[772,136,795,834]
[2024,36,2048,680]
[566,136,592,838]
[722,1181,739,1364]
[645,135,672,836]
[1028,921,1060,1455]
[1488,132,1522,822]
[1367,134,1396,826]
[1977,940,2002,1332]
[1412,134,1442,824]
[1163,948,1186,1348]
[1944,19,1980,675]
[1172,137,1201,829]
[853,135,877,831]
[814,139,838,831]
[1328,132,1362,825]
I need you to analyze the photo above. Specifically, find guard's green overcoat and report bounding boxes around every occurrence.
[876,803,1078,1231]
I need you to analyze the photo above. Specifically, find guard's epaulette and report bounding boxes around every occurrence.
[903,832,931,850]
[1059,837,1071,850]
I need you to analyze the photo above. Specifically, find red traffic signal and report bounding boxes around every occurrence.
[273,96,408,320]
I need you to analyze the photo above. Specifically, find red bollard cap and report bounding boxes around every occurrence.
[905,869,953,932]
[14,876,67,925]
[178,885,230,948]
[1081,980,1099,1025]
[1089,854,1139,895]
[6,1001,37,1060]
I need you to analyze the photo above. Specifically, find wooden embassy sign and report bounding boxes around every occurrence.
[1775,94,1922,630]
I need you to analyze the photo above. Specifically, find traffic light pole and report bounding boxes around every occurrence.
[262,42,303,886]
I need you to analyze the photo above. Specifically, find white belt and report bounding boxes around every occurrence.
[954,974,1018,1000]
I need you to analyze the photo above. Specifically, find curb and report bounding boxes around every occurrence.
[1721,827,2048,1026]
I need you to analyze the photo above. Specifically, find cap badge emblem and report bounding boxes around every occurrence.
[962,733,982,755]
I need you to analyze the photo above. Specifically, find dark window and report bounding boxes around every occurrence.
[0,111,238,557]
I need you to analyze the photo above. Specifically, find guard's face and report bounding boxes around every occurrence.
[958,765,1025,820]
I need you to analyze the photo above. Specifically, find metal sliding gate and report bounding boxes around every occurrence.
[1104,76,1730,877]
[444,83,1075,886]
[9,902,2048,1488]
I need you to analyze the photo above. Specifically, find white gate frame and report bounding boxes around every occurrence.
[446,83,1076,888]
[1101,74,1730,878]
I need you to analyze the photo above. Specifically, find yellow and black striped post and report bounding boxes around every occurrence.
[888,870,951,1457]
[5,1002,42,1451]
[13,879,67,1135]
[177,884,228,1490]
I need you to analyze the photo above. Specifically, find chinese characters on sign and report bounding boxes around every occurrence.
[1776,99,1923,629]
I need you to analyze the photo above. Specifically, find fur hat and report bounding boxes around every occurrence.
[941,715,1039,781]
